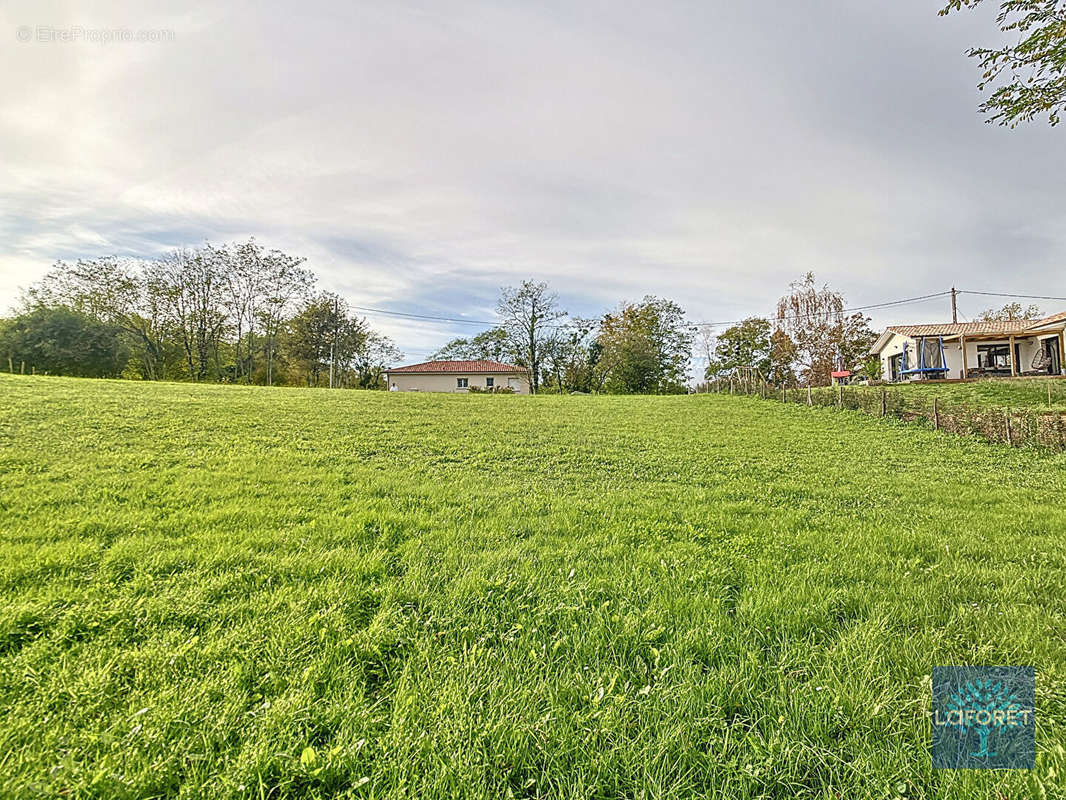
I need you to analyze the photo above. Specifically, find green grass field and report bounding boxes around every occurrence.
[2,375,1065,799]
[865,377,1066,412]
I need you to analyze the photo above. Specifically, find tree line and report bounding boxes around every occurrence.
[432,281,693,394]
[699,273,880,387]
[12,255,1017,392]
[0,240,401,388]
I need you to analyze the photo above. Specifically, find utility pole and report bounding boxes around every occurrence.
[951,287,958,324]
[329,296,338,389]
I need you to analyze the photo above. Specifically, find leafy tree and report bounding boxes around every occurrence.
[257,250,315,386]
[599,297,692,394]
[768,329,799,386]
[285,293,368,387]
[976,302,1044,321]
[775,273,874,386]
[836,312,878,373]
[226,239,267,382]
[0,307,128,377]
[940,1,1066,126]
[18,242,406,389]
[285,293,401,389]
[704,317,773,379]
[148,246,230,381]
[542,319,608,393]
[354,331,402,389]
[497,281,565,393]
[432,327,511,361]
[26,258,169,380]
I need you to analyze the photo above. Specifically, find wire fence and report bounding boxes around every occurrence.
[698,373,1066,451]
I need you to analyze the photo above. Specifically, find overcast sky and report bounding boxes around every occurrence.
[2,0,1064,363]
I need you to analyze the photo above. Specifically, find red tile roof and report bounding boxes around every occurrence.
[1030,311,1066,328]
[386,359,528,374]
[884,320,1035,337]
[883,313,1066,338]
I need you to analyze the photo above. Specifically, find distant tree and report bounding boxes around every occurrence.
[256,249,315,386]
[26,258,169,380]
[226,239,267,382]
[354,331,402,389]
[705,317,773,379]
[775,273,874,386]
[20,242,398,388]
[0,307,128,377]
[432,327,511,361]
[148,246,230,381]
[940,0,1066,126]
[496,281,565,393]
[836,312,878,372]
[599,296,692,393]
[283,293,401,389]
[768,329,799,386]
[285,293,368,387]
[542,318,608,393]
[775,273,843,386]
[976,302,1044,321]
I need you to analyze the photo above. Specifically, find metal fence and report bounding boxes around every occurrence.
[700,375,1066,451]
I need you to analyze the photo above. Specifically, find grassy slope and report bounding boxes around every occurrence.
[1,375,1064,799]
[847,377,1066,412]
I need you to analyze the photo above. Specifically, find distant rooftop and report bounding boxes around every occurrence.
[385,359,527,374]
[884,311,1066,338]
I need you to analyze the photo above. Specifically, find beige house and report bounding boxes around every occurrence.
[871,311,1066,382]
[385,360,531,393]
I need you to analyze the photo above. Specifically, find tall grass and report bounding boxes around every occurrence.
[1,375,1064,798]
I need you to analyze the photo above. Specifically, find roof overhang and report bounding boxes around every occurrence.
[870,330,896,355]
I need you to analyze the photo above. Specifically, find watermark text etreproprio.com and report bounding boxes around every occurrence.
[16,25,175,44]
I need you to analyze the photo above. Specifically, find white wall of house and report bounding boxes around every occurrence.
[386,372,530,393]
[878,333,1060,381]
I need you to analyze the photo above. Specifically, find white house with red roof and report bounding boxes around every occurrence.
[870,311,1066,382]
[384,360,531,393]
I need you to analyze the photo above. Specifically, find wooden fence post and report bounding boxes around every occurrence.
[933,397,939,431]
[20,361,25,375]
[729,379,734,395]
[837,383,843,409]
[1005,412,1013,446]
[880,389,887,418]
[807,387,812,406]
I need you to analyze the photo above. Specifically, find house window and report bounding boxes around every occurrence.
[456,378,468,388]
[486,377,494,388]
[977,344,1011,370]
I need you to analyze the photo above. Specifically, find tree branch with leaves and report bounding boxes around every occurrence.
[941,0,1066,125]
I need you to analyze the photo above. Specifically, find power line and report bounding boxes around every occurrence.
[361,287,1066,344]
[959,290,1066,302]
[349,305,497,326]
[689,290,953,329]
[355,291,957,333]
[373,287,1063,361]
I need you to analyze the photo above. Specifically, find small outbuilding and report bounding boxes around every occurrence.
[385,360,531,393]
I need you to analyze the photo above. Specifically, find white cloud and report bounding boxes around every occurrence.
[2,0,1065,353]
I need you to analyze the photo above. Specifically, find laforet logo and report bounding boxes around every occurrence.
[931,666,1034,770]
